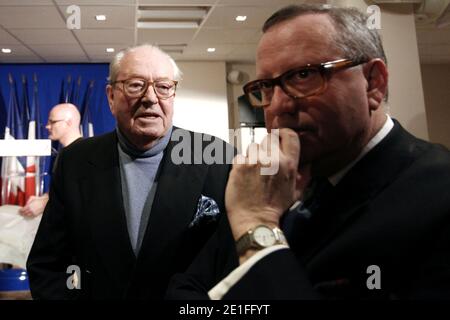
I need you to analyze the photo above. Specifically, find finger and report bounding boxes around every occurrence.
[246,142,260,165]
[260,132,279,155]
[20,210,30,217]
[232,154,248,166]
[259,134,269,152]
[258,143,274,169]
[25,196,35,205]
[279,128,300,162]
[19,207,30,215]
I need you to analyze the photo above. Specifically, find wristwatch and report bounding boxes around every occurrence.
[235,225,288,255]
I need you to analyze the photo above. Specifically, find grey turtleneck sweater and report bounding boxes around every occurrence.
[117,127,172,255]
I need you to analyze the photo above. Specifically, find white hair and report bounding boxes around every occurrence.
[108,44,183,83]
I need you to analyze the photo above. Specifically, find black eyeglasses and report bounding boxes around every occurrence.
[111,78,178,99]
[243,58,367,108]
[46,119,66,126]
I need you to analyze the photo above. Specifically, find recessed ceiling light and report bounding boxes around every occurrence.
[1,48,12,53]
[235,15,247,22]
[96,15,106,21]
[207,48,216,53]
[106,48,115,53]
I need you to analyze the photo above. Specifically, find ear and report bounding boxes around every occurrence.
[106,84,116,115]
[364,59,388,111]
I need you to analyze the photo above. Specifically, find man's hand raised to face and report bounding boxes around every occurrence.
[225,128,311,242]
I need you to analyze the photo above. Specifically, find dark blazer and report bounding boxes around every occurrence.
[27,127,234,299]
[167,121,450,299]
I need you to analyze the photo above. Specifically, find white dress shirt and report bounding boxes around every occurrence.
[209,115,394,300]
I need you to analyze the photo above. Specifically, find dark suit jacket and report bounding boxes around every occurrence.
[167,121,450,300]
[27,127,234,299]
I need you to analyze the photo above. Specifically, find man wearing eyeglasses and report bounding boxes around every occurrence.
[19,103,82,218]
[167,4,450,300]
[27,45,233,299]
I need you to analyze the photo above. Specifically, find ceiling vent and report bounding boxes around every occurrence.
[414,0,450,28]
[158,44,187,54]
[372,0,450,28]
[371,0,422,2]
[137,6,210,29]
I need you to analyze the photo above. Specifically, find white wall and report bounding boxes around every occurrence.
[380,4,429,140]
[329,1,429,140]
[173,61,230,142]
[227,63,256,129]
[226,63,264,153]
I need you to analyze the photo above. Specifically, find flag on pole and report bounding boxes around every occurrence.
[32,73,46,195]
[58,78,65,104]
[21,75,31,138]
[80,80,95,138]
[0,77,7,201]
[1,74,26,206]
[25,75,37,201]
[33,74,43,140]
[65,75,72,103]
[73,75,82,107]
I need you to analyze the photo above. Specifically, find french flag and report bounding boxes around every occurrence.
[81,80,95,138]
[1,74,26,206]
[24,75,37,201]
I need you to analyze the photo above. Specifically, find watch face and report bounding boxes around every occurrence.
[253,226,276,247]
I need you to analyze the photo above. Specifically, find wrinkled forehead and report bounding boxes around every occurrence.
[118,47,175,79]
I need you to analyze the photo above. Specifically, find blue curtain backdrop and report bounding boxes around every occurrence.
[0,63,115,139]
[0,63,116,193]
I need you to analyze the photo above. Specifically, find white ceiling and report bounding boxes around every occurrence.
[0,0,448,64]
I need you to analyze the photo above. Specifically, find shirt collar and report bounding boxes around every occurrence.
[328,114,394,186]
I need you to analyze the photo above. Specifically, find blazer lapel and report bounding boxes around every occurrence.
[80,132,135,291]
[135,131,208,264]
[301,121,419,263]
[123,130,209,298]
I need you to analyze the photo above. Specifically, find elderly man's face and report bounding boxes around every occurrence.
[107,47,175,149]
[258,14,375,169]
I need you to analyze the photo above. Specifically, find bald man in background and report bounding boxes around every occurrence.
[19,103,82,217]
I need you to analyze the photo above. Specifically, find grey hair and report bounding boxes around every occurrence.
[263,4,387,65]
[108,44,183,83]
